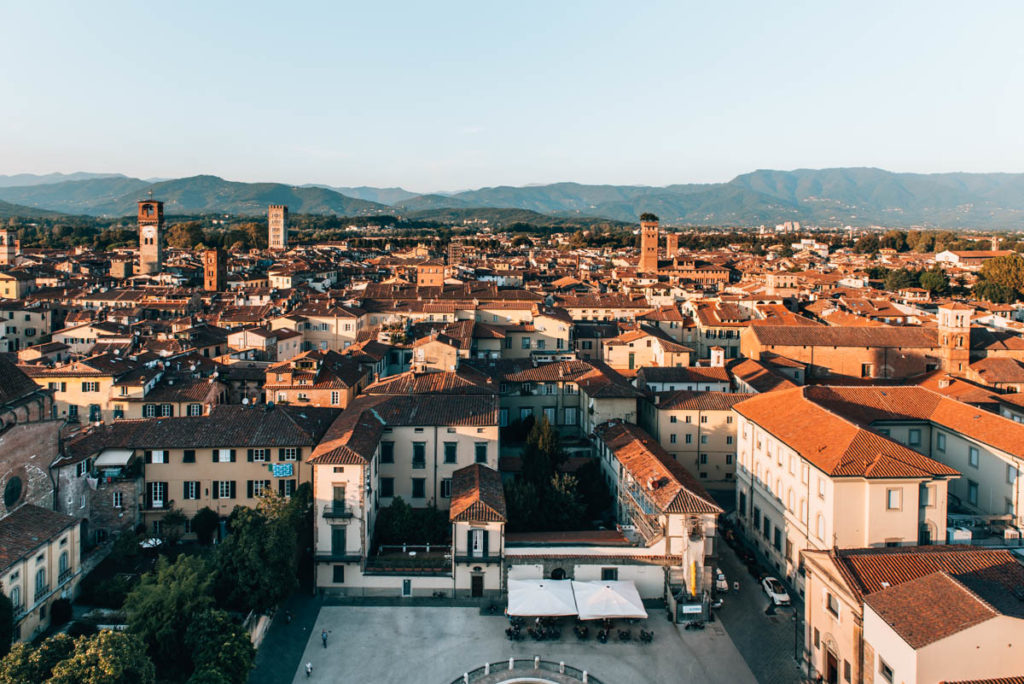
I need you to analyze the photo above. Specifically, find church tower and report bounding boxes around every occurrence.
[138,199,164,275]
[268,204,288,250]
[0,228,17,266]
[937,302,973,375]
[639,213,659,273]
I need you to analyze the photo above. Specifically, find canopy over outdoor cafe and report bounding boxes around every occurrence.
[506,579,647,620]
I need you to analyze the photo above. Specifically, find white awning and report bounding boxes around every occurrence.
[571,580,648,620]
[506,579,578,617]
[94,448,133,468]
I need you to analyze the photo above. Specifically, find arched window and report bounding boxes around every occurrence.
[35,567,46,597]
[59,550,69,577]
[9,586,20,610]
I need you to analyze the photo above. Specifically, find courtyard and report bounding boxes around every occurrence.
[286,604,758,683]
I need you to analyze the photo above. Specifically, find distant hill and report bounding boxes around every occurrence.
[0,199,65,219]
[7,167,1024,227]
[0,175,392,217]
[0,177,152,213]
[304,185,420,205]
[404,207,629,229]
[0,172,125,188]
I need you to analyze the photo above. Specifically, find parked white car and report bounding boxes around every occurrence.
[761,576,791,606]
[715,568,729,593]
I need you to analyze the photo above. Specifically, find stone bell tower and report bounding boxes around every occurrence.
[138,199,164,275]
[937,302,973,375]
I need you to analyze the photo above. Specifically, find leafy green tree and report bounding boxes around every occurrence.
[852,234,879,254]
[185,610,254,684]
[973,280,1017,303]
[544,474,586,531]
[166,221,204,249]
[918,268,948,294]
[522,416,563,487]
[124,554,214,681]
[48,630,154,684]
[0,587,11,659]
[192,507,220,546]
[0,633,74,684]
[188,670,232,684]
[503,479,543,533]
[883,268,918,291]
[979,253,1024,298]
[161,507,188,547]
[214,506,296,614]
[574,459,613,521]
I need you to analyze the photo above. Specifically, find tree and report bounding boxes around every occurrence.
[852,234,879,254]
[214,506,296,614]
[185,610,254,684]
[521,416,563,487]
[979,253,1024,298]
[166,222,204,249]
[917,268,948,294]
[973,280,1016,303]
[192,507,220,546]
[544,474,586,531]
[0,586,11,659]
[188,670,232,684]
[124,554,214,681]
[0,634,74,684]
[161,507,188,547]
[574,459,613,521]
[503,479,542,533]
[48,630,155,684]
[883,268,918,292]
[639,212,659,222]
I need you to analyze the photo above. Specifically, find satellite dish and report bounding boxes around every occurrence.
[242,398,249,405]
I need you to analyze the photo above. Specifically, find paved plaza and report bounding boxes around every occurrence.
[287,604,757,684]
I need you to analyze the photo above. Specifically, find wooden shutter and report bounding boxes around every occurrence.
[183,482,190,498]
[212,449,218,462]
[212,481,219,499]
[278,448,286,461]
[247,449,254,462]
[467,530,473,556]
[482,530,489,557]
[229,481,236,499]
[246,480,253,498]
[144,450,152,464]
[230,449,236,462]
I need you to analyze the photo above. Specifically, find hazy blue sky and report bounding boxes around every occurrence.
[2,1,1023,191]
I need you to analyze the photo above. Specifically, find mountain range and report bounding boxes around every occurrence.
[3,167,1024,228]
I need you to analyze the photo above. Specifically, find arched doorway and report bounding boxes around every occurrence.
[550,568,566,580]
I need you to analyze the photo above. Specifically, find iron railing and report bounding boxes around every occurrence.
[448,657,603,684]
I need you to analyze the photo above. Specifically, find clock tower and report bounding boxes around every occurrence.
[138,199,164,275]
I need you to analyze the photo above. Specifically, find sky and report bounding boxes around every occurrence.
[2,1,1023,192]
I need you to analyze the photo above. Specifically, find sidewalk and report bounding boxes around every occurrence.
[248,592,323,684]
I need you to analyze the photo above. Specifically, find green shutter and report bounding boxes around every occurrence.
[212,481,219,499]
[482,530,489,557]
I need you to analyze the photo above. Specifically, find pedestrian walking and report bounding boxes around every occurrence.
[306,662,313,678]
[321,629,329,648]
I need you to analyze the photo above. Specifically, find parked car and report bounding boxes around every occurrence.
[761,576,791,606]
[715,568,729,593]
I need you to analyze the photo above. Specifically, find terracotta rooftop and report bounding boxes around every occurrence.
[748,325,938,348]
[449,464,506,523]
[0,505,79,572]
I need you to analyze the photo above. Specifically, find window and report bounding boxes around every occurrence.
[685,434,692,444]
[35,568,47,599]
[919,483,932,507]
[112,491,123,508]
[475,443,487,464]
[967,479,979,506]
[968,446,979,468]
[773,528,781,551]
[844,660,851,683]
[9,586,20,611]
[278,479,296,497]
[908,429,921,446]
[700,435,708,444]
[249,480,270,497]
[183,449,196,463]
[380,477,394,498]
[726,436,733,445]
[82,381,99,392]
[281,447,297,461]
[937,432,946,452]
[818,478,826,499]
[1009,465,1018,485]
[380,441,394,463]
[699,453,707,464]
[146,450,167,464]
[183,481,199,500]
[670,416,677,424]
[816,514,825,540]
[738,491,747,517]
[670,434,677,444]
[412,442,426,469]
[148,482,166,508]
[333,565,345,583]
[444,442,457,464]
[440,478,452,498]
[143,404,157,418]
[827,593,839,617]
[564,407,578,425]
[160,404,173,417]
[248,448,268,462]
[331,391,340,405]
[521,337,531,349]
[886,488,901,510]
[331,526,346,555]
[601,568,618,581]
[216,481,234,499]
[188,403,202,416]
[879,659,894,683]
[411,478,425,499]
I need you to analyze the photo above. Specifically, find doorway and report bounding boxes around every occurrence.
[471,575,484,598]
[825,651,839,684]
[402,579,412,597]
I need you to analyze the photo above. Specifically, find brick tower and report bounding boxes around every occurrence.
[138,199,164,275]
[203,247,226,291]
[665,232,678,257]
[639,214,659,273]
[937,302,973,375]
[268,205,288,250]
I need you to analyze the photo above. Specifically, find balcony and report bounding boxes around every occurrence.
[58,568,73,585]
[35,585,49,601]
[364,545,452,575]
[322,503,353,519]
[12,604,25,620]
